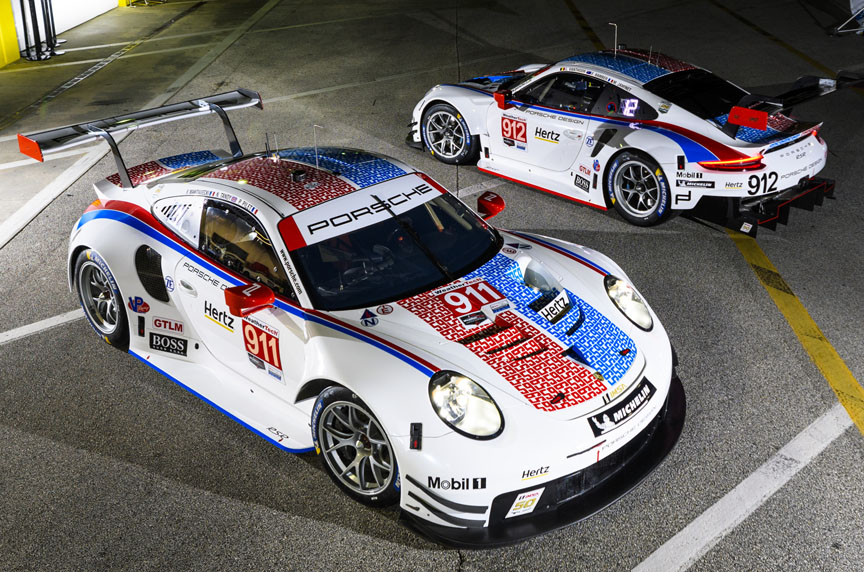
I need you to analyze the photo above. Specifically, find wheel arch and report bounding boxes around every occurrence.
[68,243,90,291]
[601,147,660,208]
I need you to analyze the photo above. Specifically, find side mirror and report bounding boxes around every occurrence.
[494,90,513,110]
[477,191,506,220]
[225,283,275,317]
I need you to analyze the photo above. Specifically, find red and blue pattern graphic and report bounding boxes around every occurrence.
[398,254,636,412]
[565,52,680,84]
[277,148,407,189]
[463,254,635,384]
[710,113,798,144]
[202,157,358,211]
[107,150,220,187]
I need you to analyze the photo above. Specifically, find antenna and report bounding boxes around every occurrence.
[273,133,280,158]
[313,124,323,170]
[648,45,653,64]
[608,22,618,56]
[264,132,271,156]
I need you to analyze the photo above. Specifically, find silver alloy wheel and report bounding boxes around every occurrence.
[319,400,394,497]
[425,110,467,159]
[613,160,662,217]
[78,260,119,335]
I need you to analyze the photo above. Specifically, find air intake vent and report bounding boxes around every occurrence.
[134,245,170,303]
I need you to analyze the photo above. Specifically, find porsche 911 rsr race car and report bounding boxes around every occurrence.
[19,91,684,546]
[408,48,861,234]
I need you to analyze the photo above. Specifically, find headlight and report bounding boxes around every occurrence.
[604,275,653,331]
[429,371,503,439]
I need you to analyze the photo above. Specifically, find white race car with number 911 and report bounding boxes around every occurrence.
[408,48,861,234]
[19,90,684,546]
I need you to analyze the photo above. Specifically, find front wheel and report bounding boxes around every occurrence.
[312,387,399,507]
[74,248,129,351]
[606,152,672,226]
[421,103,479,165]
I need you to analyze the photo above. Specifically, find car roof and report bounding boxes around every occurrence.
[559,49,698,85]
[113,147,417,216]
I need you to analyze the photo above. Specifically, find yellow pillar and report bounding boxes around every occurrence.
[0,0,20,68]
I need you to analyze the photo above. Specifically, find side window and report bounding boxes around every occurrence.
[516,73,604,113]
[200,201,295,299]
[153,196,205,247]
[591,86,658,121]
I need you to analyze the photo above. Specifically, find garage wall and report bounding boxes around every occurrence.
[9,0,117,53]
[0,0,19,67]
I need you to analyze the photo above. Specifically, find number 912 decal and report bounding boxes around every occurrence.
[747,172,778,195]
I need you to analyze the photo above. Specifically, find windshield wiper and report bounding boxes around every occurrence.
[372,194,455,282]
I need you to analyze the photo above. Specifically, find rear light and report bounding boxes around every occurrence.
[809,127,823,144]
[698,154,764,171]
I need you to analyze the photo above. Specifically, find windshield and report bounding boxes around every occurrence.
[289,193,502,311]
[643,69,748,119]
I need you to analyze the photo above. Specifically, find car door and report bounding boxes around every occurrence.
[173,198,306,397]
[486,72,603,172]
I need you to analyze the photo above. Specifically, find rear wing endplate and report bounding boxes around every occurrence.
[722,71,864,139]
[18,89,262,188]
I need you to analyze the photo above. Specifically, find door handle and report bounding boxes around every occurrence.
[563,129,581,139]
[179,280,197,297]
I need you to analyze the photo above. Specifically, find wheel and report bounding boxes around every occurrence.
[74,249,129,351]
[605,151,672,226]
[421,103,479,165]
[312,386,399,507]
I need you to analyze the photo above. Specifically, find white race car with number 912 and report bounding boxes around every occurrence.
[408,48,861,234]
[19,90,684,546]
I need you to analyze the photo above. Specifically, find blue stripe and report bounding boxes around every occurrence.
[77,209,436,377]
[509,231,610,275]
[129,350,313,454]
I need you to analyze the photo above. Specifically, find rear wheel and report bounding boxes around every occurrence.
[606,152,672,226]
[421,103,479,165]
[74,249,129,351]
[313,387,399,507]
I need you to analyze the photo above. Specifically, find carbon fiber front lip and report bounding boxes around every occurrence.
[400,374,686,548]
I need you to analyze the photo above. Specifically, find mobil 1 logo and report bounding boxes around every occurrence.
[149,332,188,356]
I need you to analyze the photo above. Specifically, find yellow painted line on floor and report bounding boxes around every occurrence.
[561,0,605,50]
[727,230,864,435]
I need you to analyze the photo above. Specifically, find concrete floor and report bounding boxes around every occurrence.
[1,0,863,570]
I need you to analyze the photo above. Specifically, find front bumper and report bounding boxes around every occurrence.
[401,374,686,547]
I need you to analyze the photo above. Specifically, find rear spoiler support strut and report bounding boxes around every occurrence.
[17,89,263,188]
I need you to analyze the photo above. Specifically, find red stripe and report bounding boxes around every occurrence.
[277,216,307,251]
[525,103,746,161]
[477,167,608,211]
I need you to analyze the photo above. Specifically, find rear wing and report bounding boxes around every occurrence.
[722,71,864,138]
[18,89,262,188]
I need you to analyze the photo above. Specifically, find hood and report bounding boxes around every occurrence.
[334,235,643,419]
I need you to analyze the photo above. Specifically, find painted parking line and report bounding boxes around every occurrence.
[727,231,864,433]
[634,401,852,572]
[0,309,83,346]
[0,148,89,171]
[561,0,605,51]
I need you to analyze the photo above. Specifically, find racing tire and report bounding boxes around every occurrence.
[312,386,400,507]
[74,248,129,351]
[421,103,480,165]
[606,151,673,227]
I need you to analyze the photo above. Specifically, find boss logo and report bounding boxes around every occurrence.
[149,333,188,356]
